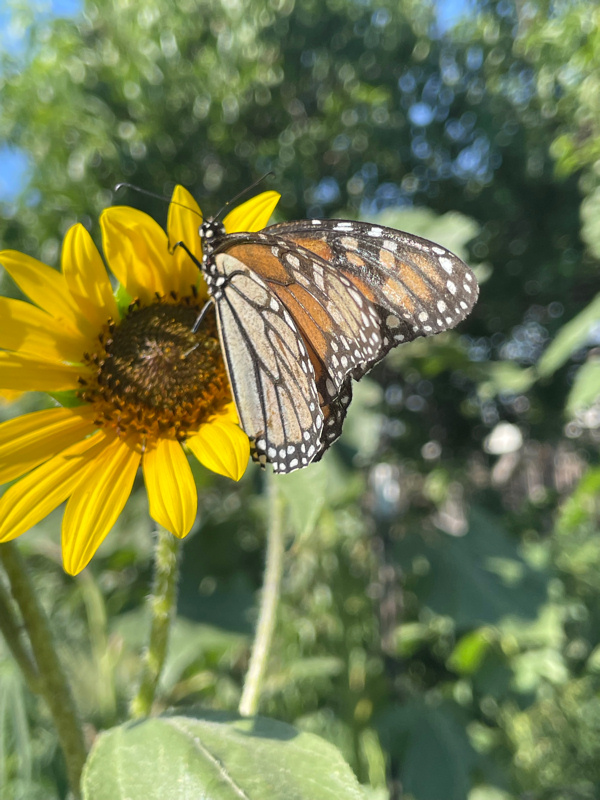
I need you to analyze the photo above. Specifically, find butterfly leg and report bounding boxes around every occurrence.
[192,299,214,333]
[172,240,203,270]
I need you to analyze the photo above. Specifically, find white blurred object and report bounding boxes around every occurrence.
[484,422,523,455]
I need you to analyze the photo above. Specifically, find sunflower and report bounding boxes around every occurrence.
[0,187,280,575]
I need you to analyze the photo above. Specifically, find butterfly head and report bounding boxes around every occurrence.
[199,218,226,254]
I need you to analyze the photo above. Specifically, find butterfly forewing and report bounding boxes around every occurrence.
[266,220,478,340]
[201,214,479,474]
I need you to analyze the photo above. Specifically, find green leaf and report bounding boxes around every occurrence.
[395,507,548,628]
[373,208,479,260]
[447,628,496,675]
[278,460,328,539]
[537,294,600,377]
[377,700,478,800]
[82,711,367,800]
[478,362,535,400]
[566,358,600,414]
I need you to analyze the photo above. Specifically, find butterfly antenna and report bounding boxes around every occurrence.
[114,183,203,220]
[214,172,275,221]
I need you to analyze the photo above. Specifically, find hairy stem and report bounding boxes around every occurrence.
[239,473,285,717]
[130,527,181,718]
[0,542,87,798]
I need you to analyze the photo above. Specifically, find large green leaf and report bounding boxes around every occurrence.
[82,711,367,800]
[537,294,600,377]
[395,507,548,628]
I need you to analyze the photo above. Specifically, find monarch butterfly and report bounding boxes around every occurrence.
[182,204,478,474]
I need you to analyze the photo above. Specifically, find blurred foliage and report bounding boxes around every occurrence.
[1,0,600,798]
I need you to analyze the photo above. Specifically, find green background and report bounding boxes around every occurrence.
[1,0,600,797]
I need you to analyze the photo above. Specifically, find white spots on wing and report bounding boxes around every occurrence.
[465,272,473,282]
[464,283,472,294]
[386,314,400,328]
[394,332,405,341]
[418,311,429,322]
[270,297,280,311]
[271,246,280,257]
[368,227,383,237]
[267,447,276,459]
[312,219,321,225]
[326,378,335,397]
[286,253,300,269]
[383,239,397,252]
[439,256,454,274]
[423,325,432,332]
[437,300,447,313]
[334,221,354,231]
[447,280,457,295]
[340,236,359,249]
[432,246,445,255]
[460,300,468,310]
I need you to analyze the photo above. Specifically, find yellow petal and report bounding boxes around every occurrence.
[167,185,206,299]
[0,250,84,334]
[0,406,98,484]
[215,401,240,425]
[223,191,281,234]
[100,206,173,303]
[187,419,249,481]
[62,224,119,328]
[0,431,108,544]
[0,351,82,392]
[0,297,90,361]
[142,438,197,538]
[62,435,141,575]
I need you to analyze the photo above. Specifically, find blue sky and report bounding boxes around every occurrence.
[0,0,471,202]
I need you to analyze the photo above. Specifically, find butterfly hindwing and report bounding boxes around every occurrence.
[213,251,323,473]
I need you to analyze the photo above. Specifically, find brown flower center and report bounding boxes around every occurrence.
[79,301,232,441]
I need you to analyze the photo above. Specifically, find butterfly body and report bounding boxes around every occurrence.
[196,215,478,474]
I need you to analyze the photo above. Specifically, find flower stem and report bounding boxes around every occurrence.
[0,542,87,799]
[130,527,181,718]
[239,472,285,717]
[0,578,41,694]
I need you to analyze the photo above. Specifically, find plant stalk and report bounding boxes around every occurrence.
[130,526,181,718]
[239,472,285,717]
[0,541,87,798]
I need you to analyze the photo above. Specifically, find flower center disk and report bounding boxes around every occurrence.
[81,303,232,441]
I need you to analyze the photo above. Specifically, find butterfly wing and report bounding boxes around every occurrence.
[265,219,478,381]
[214,234,390,464]
[208,219,478,472]
[261,219,478,451]
[212,250,324,473]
